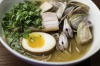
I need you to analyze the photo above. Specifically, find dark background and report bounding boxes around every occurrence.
[0,0,100,66]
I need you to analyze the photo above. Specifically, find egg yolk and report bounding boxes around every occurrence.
[27,33,44,48]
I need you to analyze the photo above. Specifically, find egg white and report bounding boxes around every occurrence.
[22,32,56,53]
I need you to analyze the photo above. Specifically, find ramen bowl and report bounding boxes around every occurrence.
[0,0,100,66]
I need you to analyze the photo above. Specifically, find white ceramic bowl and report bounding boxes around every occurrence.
[0,0,100,66]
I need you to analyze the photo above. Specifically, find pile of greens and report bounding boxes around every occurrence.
[2,1,42,38]
[1,1,42,57]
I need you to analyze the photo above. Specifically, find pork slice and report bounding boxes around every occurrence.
[42,12,58,22]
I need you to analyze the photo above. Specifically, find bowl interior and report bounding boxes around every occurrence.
[0,0,100,65]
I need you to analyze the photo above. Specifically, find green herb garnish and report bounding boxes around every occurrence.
[1,1,42,58]
[2,1,42,38]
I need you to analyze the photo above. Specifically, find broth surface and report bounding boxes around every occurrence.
[47,38,91,62]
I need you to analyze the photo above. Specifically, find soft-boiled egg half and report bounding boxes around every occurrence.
[22,32,56,54]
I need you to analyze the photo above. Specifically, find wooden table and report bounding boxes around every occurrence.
[0,0,100,66]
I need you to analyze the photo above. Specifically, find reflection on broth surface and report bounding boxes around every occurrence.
[1,0,92,62]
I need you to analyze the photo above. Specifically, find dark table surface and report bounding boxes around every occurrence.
[0,0,100,66]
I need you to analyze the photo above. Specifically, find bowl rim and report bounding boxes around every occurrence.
[0,0,100,65]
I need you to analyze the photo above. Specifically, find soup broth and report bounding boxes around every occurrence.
[47,38,91,62]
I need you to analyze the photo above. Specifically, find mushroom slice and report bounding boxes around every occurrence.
[56,2,67,19]
[63,18,73,38]
[76,22,92,45]
[40,2,53,12]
